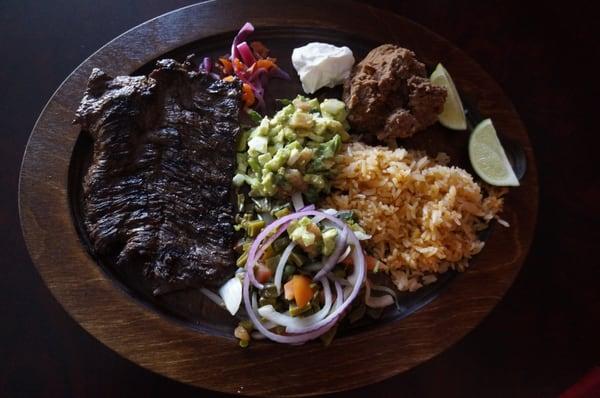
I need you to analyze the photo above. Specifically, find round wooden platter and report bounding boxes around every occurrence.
[19,0,538,396]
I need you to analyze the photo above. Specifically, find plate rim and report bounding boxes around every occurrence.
[18,0,539,396]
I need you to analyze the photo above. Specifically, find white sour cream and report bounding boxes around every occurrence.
[291,42,355,94]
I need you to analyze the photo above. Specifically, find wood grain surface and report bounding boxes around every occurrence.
[2,1,599,397]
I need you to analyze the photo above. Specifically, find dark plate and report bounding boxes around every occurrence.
[19,1,538,396]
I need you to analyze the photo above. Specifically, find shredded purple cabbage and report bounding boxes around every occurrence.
[202,57,212,73]
[230,22,255,61]
[237,42,256,66]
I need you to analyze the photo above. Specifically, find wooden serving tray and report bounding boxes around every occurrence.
[19,1,538,396]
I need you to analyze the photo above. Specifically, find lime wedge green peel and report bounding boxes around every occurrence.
[469,119,520,186]
[430,63,467,130]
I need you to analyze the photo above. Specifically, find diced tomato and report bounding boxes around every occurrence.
[365,255,378,271]
[283,279,295,301]
[341,252,353,266]
[255,263,272,284]
[341,250,379,271]
[283,275,313,307]
[292,275,313,308]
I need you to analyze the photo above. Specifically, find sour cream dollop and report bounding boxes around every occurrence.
[291,42,355,94]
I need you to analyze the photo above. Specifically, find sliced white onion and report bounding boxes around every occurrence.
[365,280,395,308]
[258,278,333,332]
[366,294,394,308]
[262,320,278,330]
[274,241,296,294]
[250,293,278,330]
[291,192,304,211]
[354,230,372,241]
[370,284,398,299]
[218,277,243,315]
[200,288,225,308]
[322,208,337,215]
[314,227,349,281]
[336,245,352,264]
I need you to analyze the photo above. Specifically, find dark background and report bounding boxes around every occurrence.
[1,1,599,397]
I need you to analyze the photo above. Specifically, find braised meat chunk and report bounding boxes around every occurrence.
[74,58,243,294]
[343,44,447,140]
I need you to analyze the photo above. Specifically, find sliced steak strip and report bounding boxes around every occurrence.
[74,58,242,294]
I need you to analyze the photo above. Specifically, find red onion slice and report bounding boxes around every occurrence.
[259,278,333,331]
[274,241,296,294]
[313,227,349,281]
[327,273,352,287]
[246,222,290,289]
[245,205,314,289]
[278,248,357,334]
[230,22,254,61]
[236,41,256,66]
[242,270,339,344]
[336,245,352,264]
[201,57,212,73]
[243,210,366,344]
[300,204,316,212]
[333,280,344,310]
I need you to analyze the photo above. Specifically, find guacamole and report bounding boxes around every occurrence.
[233,96,350,201]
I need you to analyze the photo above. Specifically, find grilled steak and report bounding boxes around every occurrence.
[74,58,242,294]
[343,44,447,140]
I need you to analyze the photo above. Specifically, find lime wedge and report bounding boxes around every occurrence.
[469,119,520,186]
[430,63,467,130]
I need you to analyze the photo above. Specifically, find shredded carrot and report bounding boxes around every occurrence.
[223,75,235,82]
[242,83,255,107]
[219,57,233,75]
[250,41,269,59]
[233,58,246,73]
[255,59,275,70]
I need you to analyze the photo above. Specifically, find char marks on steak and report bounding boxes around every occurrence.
[74,58,242,294]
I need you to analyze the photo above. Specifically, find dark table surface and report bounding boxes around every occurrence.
[2,1,599,397]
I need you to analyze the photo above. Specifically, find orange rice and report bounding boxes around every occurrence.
[322,142,505,291]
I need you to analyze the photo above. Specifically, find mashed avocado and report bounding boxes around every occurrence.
[234,96,349,200]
